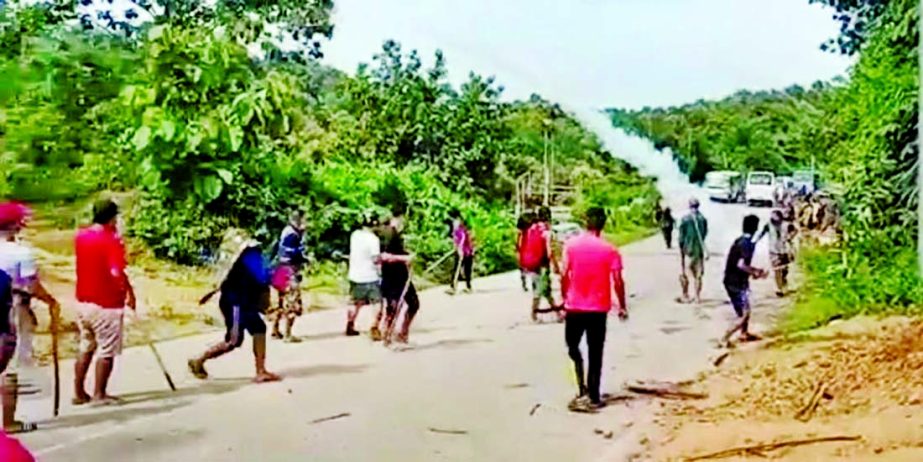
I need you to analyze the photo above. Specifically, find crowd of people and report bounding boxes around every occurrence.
[0,187,829,456]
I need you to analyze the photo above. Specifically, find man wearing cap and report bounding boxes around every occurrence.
[0,202,59,432]
[73,199,135,406]
[188,229,280,383]
[677,198,708,304]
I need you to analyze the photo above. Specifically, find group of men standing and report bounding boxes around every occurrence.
[517,205,628,412]
[345,208,420,345]
[657,196,799,347]
[0,199,135,440]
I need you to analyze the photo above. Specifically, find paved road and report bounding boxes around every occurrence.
[18,202,774,462]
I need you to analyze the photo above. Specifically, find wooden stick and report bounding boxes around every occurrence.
[50,305,61,417]
[684,435,860,461]
[795,380,829,422]
[428,427,468,435]
[626,384,708,400]
[310,412,351,424]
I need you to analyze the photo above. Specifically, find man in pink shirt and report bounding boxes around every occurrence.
[561,207,627,413]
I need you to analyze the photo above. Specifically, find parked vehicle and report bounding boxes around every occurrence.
[746,171,776,206]
[792,170,817,196]
[704,170,744,203]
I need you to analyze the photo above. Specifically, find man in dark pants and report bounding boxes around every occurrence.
[189,231,280,383]
[379,209,419,345]
[561,207,627,413]
[655,205,675,249]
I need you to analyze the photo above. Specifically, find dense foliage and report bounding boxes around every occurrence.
[0,1,658,279]
[610,0,920,328]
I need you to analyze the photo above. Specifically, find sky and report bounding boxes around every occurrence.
[321,0,853,110]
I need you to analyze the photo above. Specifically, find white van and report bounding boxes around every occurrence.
[746,171,776,206]
[704,171,743,203]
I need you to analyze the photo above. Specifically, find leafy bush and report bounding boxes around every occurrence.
[0,2,659,280]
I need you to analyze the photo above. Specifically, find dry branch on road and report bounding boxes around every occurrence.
[683,435,861,461]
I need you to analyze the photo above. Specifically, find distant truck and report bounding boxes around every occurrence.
[745,171,776,206]
[792,170,817,196]
[704,171,744,203]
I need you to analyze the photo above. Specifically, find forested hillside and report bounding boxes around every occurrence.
[0,0,658,279]
[610,0,920,327]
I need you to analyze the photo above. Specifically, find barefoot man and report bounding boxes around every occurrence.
[74,199,135,406]
[189,230,280,383]
[722,214,768,347]
[678,198,708,304]
[561,207,627,413]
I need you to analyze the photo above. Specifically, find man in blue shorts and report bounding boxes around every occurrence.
[189,232,280,383]
[722,214,768,347]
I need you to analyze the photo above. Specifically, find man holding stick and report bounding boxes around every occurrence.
[0,202,59,431]
[379,208,419,345]
[189,230,280,383]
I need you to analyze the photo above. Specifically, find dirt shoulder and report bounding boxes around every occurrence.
[645,316,923,461]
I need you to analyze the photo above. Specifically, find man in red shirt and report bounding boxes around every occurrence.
[561,207,627,413]
[73,199,136,406]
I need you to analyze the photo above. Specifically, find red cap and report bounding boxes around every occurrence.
[0,202,31,230]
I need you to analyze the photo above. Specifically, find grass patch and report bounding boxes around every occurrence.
[782,245,923,333]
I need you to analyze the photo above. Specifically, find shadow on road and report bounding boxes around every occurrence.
[38,400,190,429]
[280,363,368,379]
[399,338,492,352]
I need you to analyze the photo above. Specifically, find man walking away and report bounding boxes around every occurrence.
[346,215,381,337]
[189,230,280,383]
[656,205,675,249]
[722,215,768,347]
[516,212,534,292]
[448,210,474,294]
[271,210,307,342]
[561,207,627,413]
[0,202,59,432]
[677,198,708,304]
[755,210,793,297]
[74,199,136,406]
[520,206,561,321]
[379,209,419,345]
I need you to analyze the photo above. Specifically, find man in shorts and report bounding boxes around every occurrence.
[0,202,60,431]
[189,230,280,383]
[379,208,419,345]
[755,210,794,297]
[346,216,381,337]
[678,198,708,304]
[722,214,768,347]
[74,199,136,406]
[561,207,627,413]
[523,207,562,321]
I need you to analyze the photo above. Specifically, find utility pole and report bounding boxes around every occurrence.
[543,120,551,206]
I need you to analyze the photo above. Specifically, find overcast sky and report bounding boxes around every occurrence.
[322,0,853,110]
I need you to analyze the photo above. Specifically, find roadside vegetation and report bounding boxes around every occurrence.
[0,0,658,288]
[609,0,921,331]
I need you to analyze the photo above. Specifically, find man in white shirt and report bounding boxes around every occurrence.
[346,216,381,336]
[0,202,59,433]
